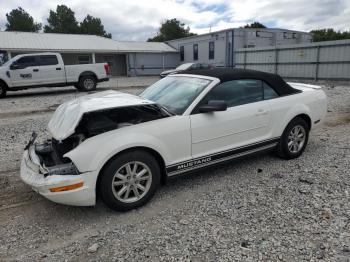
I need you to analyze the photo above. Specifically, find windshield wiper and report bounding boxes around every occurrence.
[160,105,176,116]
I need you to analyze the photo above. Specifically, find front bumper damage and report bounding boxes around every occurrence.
[20,134,97,206]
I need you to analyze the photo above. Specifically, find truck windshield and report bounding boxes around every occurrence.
[140,76,211,115]
[0,53,10,66]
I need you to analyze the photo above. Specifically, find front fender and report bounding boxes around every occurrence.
[0,74,11,88]
[65,131,170,173]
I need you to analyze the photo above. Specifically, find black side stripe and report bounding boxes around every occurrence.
[166,137,280,176]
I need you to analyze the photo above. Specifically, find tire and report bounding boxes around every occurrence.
[276,117,309,159]
[0,82,7,98]
[99,150,161,211]
[78,75,97,92]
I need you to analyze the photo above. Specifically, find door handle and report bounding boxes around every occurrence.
[255,109,269,116]
[33,69,39,72]
[56,67,62,70]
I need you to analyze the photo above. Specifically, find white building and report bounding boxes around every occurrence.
[0,31,179,76]
[0,28,312,76]
[166,28,312,67]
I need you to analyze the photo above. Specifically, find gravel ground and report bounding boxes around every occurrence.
[0,79,349,261]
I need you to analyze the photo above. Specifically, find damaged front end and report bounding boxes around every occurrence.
[20,91,171,206]
[34,103,171,176]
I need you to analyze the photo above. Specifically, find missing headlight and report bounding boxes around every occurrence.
[46,163,79,177]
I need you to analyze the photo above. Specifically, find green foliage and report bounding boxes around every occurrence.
[43,5,111,38]
[311,28,350,42]
[5,7,42,32]
[243,22,266,28]
[148,18,196,42]
[44,5,80,34]
[80,15,111,38]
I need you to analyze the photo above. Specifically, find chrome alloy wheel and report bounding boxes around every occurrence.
[83,78,95,90]
[287,125,306,153]
[111,161,152,203]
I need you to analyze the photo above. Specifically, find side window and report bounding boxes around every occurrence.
[78,55,90,64]
[203,79,263,108]
[263,82,279,99]
[193,44,198,61]
[16,56,37,68]
[180,46,184,61]
[39,55,58,66]
[209,41,214,59]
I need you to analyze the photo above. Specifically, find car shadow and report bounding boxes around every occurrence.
[41,152,278,218]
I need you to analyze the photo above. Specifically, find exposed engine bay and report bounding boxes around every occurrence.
[34,104,171,175]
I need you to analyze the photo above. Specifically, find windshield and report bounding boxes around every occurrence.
[140,76,211,115]
[0,53,11,66]
[176,63,193,70]
[1,59,12,67]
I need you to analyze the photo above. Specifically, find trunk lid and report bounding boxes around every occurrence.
[48,90,154,140]
[288,82,323,91]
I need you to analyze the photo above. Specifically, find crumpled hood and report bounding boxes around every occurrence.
[48,90,154,140]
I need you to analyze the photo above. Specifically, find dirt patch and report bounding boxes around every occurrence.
[324,112,350,127]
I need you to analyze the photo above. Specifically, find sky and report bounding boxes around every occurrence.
[0,0,349,41]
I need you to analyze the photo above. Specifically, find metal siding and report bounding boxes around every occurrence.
[319,45,350,62]
[234,39,350,80]
[128,52,179,76]
[278,48,317,63]
[246,50,275,63]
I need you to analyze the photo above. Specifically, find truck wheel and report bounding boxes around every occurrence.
[0,82,7,98]
[99,150,161,212]
[276,117,309,159]
[78,75,97,92]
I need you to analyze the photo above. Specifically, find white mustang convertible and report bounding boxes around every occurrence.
[20,69,327,211]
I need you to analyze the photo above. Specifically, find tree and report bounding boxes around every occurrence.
[80,15,112,38]
[44,5,79,34]
[5,7,42,32]
[311,28,350,42]
[243,22,266,28]
[148,18,196,42]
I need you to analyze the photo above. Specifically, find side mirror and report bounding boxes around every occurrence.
[10,63,19,70]
[198,100,227,113]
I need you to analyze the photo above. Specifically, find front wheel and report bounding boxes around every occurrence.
[78,75,97,92]
[276,117,309,159]
[99,150,161,211]
[0,82,7,98]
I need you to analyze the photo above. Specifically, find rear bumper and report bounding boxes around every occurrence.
[20,147,97,206]
[98,77,110,83]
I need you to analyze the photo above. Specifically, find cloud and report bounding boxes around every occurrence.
[0,0,349,41]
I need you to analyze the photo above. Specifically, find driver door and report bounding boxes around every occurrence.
[10,55,41,87]
[190,79,272,159]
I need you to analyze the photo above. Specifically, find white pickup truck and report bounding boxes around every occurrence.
[0,52,110,98]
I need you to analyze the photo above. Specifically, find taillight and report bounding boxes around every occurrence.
[104,63,110,75]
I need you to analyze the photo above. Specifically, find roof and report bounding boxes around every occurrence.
[118,41,177,52]
[166,28,311,43]
[181,68,300,96]
[0,31,177,53]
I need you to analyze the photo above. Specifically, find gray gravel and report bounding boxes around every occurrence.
[0,80,349,261]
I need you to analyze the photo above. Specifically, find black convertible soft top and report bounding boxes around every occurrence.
[181,68,300,96]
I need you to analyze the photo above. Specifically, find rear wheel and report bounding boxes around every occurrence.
[276,117,309,159]
[78,75,97,92]
[99,150,161,211]
[0,82,7,98]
